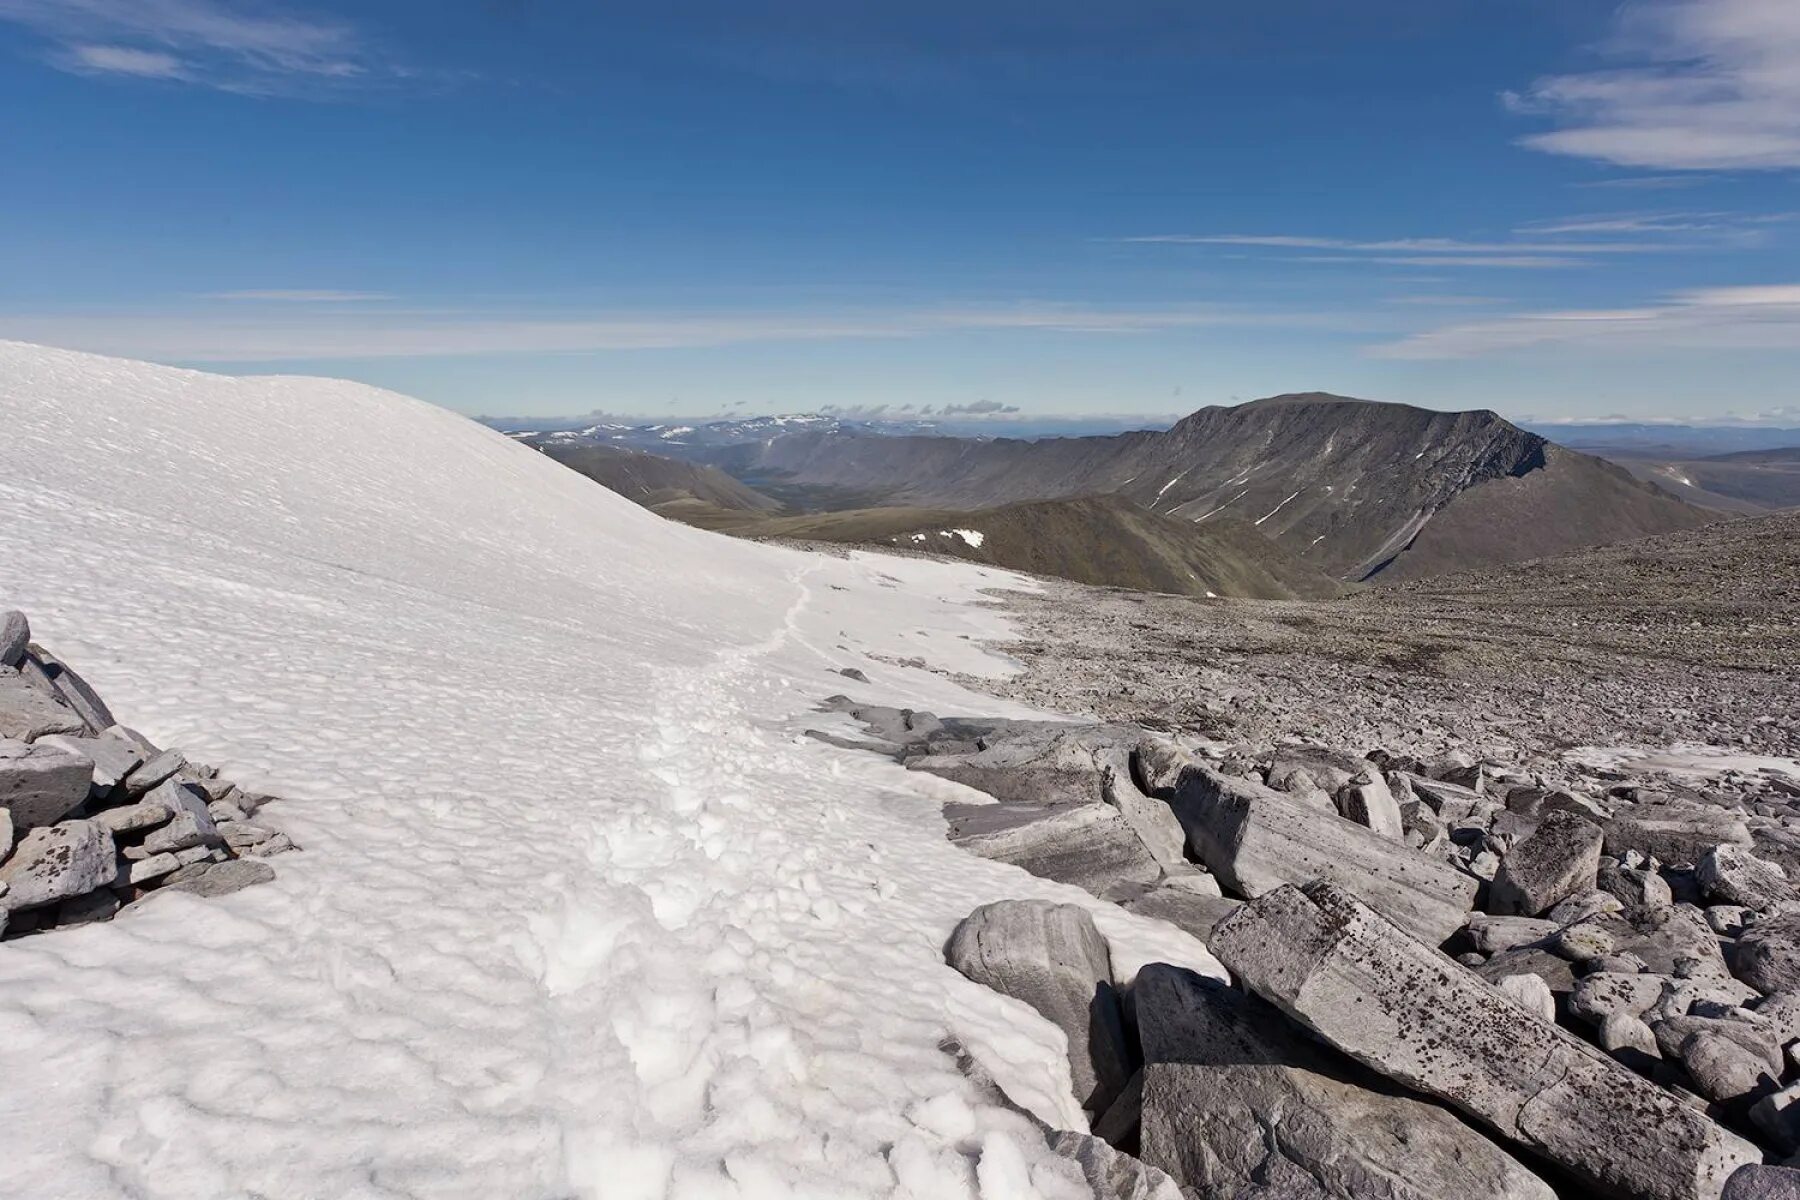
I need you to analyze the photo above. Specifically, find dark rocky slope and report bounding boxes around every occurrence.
[713,393,1714,582]
[538,443,782,515]
[696,494,1344,601]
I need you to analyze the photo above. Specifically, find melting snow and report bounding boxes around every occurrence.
[1255,489,1304,527]
[1193,488,1249,522]
[948,529,986,548]
[0,341,1227,1199]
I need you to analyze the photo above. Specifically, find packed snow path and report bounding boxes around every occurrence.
[0,344,1218,1200]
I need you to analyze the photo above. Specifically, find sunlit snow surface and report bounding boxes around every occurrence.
[0,343,1221,1200]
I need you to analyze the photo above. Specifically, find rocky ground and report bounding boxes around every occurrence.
[814,512,1800,1199]
[954,510,1800,770]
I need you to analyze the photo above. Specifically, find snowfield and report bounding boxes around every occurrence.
[0,343,1220,1200]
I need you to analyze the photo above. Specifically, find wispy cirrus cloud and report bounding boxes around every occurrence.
[1507,0,1800,170]
[204,289,395,302]
[0,301,1371,363]
[0,0,399,95]
[1370,283,1800,360]
[1118,234,1682,254]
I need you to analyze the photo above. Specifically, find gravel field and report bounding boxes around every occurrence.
[953,511,1800,770]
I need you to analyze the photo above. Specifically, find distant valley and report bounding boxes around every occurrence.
[502,392,1744,595]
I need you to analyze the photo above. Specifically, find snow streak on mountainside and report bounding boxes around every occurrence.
[0,343,1223,1199]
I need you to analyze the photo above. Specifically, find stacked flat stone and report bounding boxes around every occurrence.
[0,609,295,940]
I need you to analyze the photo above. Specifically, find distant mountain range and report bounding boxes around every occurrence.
[502,393,1728,588]
[1529,422,1800,458]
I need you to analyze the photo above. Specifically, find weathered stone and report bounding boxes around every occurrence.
[141,811,213,855]
[0,611,27,669]
[92,800,173,835]
[1549,887,1627,925]
[34,732,142,794]
[1467,914,1558,955]
[1598,1011,1662,1061]
[1547,921,1618,962]
[1600,858,1676,909]
[1268,744,1371,796]
[0,806,11,860]
[1677,1031,1779,1104]
[1722,1165,1800,1200]
[22,647,115,734]
[158,857,274,898]
[1104,881,1243,946]
[0,667,85,742]
[127,852,182,885]
[1593,903,1726,976]
[1606,802,1752,866]
[243,832,295,857]
[1335,770,1404,841]
[1148,754,1477,944]
[0,738,94,829]
[141,779,218,840]
[1490,811,1605,917]
[1047,1132,1189,1200]
[1571,971,1669,1024]
[1651,1016,1782,1075]
[1211,881,1760,1200]
[948,802,1160,897]
[1708,905,1753,937]
[217,821,274,848]
[208,801,250,825]
[1477,947,1579,998]
[1134,963,1553,1200]
[0,820,116,910]
[123,748,186,796]
[1496,973,1556,1023]
[1095,745,1186,867]
[1735,913,1800,995]
[945,900,1131,1115]
[1699,845,1794,913]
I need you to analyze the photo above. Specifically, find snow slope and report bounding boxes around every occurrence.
[0,343,1221,1200]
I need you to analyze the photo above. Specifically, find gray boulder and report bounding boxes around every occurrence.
[1570,972,1667,1025]
[1674,1030,1779,1104]
[945,900,1131,1116]
[1489,811,1605,917]
[1210,881,1760,1200]
[123,747,186,797]
[1495,973,1556,1023]
[947,802,1160,897]
[0,738,93,829]
[1096,745,1187,867]
[1466,914,1559,955]
[92,800,173,834]
[1599,858,1675,909]
[0,820,116,911]
[1336,771,1404,840]
[21,647,114,734]
[1046,1132,1190,1200]
[0,667,85,742]
[157,858,275,898]
[1698,845,1793,913]
[1146,752,1477,944]
[1734,913,1800,996]
[1104,881,1243,946]
[1724,1167,1800,1200]
[0,611,27,669]
[1606,802,1752,866]
[1134,962,1554,1200]
[35,732,143,794]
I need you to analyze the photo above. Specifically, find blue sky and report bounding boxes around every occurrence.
[2,0,1799,423]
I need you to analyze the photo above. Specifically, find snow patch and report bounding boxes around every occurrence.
[949,528,986,549]
[1255,489,1304,527]
[0,340,1224,1198]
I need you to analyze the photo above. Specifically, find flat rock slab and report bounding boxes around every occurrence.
[1135,963,1553,1200]
[1151,754,1477,944]
[0,738,94,829]
[948,801,1160,897]
[1605,801,1751,866]
[1735,913,1800,996]
[1210,881,1759,1200]
[1105,882,1243,947]
[0,668,85,742]
[0,819,116,911]
[946,899,1132,1116]
[158,858,275,898]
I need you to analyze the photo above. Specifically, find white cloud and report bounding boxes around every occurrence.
[205,289,395,302]
[0,303,1362,363]
[1288,254,1585,270]
[1120,233,1680,255]
[0,0,391,94]
[1370,282,1800,359]
[64,44,188,78]
[1509,0,1800,170]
